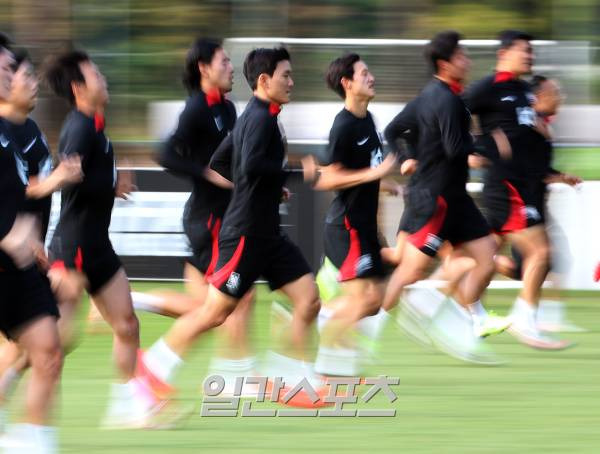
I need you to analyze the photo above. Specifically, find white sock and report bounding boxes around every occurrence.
[356,309,390,340]
[143,338,183,383]
[131,292,166,314]
[317,306,334,333]
[467,300,488,324]
[208,356,256,375]
[7,423,57,453]
[0,366,21,399]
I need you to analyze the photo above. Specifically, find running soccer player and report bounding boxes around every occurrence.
[464,30,571,349]
[311,53,396,376]
[0,35,63,453]
[380,31,511,364]
[43,50,154,427]
[130,38,257,393]
[138,47,324,407]
[489,75,582,338]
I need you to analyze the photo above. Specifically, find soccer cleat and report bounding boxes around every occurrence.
[508,322,574,350]
[315,257,342,303]
[473,311,512,338]
[135,349,176,401]
[396,299,435,350]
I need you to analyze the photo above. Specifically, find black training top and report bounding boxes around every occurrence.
[322,108,384,228]
[158,91,236,220]
[52,110,116,251]
[219,96,290,238]
[4,118,52,239]
[384,78,473,198]
[464,73,539,184]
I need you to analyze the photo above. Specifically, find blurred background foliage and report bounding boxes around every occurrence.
[0,0,599,141]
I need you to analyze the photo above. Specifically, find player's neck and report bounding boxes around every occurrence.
[435,73,461,87]
[75,98,101,118]
[200,80,221,96]
[253,88,279,107]
[0,103,28,124]
[495,63,520,78]
[344,96,368,119]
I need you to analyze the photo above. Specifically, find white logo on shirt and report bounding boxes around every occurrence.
[356,254,373,275]
[516,106,536,127]
[0,134,9,147]
[501,96,516,102]
[214,115,224,132]
[39,155,53,180]
[14,154,28,185]
[524,206,541,221]
[23,137,37,154]
[226,272,241,293]
[370,147,383,168]
[357,136,369,146]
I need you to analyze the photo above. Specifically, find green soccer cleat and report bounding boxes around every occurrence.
[473,311,512,338]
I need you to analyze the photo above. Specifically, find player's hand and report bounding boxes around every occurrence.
[561,173,582,186]
[115,167,137,200]
[468,153,490,169]
[0,214,40,269]
[491,128,512,160]
[55,154,83,185]
[400,158,418,175]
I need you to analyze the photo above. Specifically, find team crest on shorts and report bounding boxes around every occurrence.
[356,254,373,275]
[425,233,442,252]
[226,272,241,293]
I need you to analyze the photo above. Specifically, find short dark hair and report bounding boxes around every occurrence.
[498,30,533,50]
[325,53,361,99]
[182,37,222,94]
[10,48,31,72]
[43,50,89,105]
[530,74,548,93]
[424,30,462,74]
[243,47,290,91]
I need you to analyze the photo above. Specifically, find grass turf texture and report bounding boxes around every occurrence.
[8,283,599,453]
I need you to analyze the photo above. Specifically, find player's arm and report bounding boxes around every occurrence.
[207,133,234,189]
[26,154,82,199]
[157,101,217,182]
[438,95,473,160]
[313,123,396,191]
[240,112,287,177]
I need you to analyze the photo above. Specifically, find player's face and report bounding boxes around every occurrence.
[0,49,15,101]
[207,48,234,93]
[265,59,293,105]
[349,60,375,100]
[9,61,38,113]
[448,46,471,82]
[503,39,534,76]
[78,60,109,107]
[534,79,562,116]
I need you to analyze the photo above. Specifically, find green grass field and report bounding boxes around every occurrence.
[10,282,600,453]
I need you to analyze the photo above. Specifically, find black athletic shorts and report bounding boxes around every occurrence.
[49,236,122,295]
[208,232,312,299]
[183,212,221,276]
[483,180,545,235]
[324,218,384,282]
[0,265,59,339]
[399,190,490,257]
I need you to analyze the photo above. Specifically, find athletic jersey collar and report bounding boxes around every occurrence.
[94,112,105,132]
[205,88,223,107]
[494,71,517,83]
[434,76,464,95]
[252,96,281,117]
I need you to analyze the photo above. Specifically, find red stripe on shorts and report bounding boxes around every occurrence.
[338,217,362,281]
[499,180,526,233]
[208,236,245,289]
[408,196,448,249]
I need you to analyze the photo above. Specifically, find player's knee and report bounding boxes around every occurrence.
[295,288,321,321]
[113,312,140,343]
[32,345,63,383]
[360,290,383,317]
